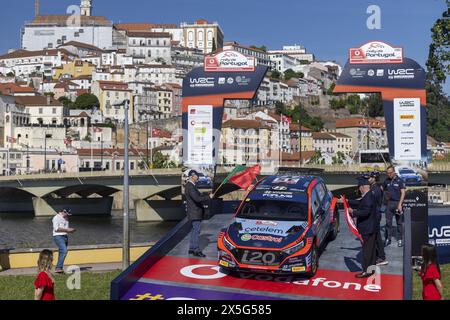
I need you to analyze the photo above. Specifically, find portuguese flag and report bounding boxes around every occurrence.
[223,165,262,190]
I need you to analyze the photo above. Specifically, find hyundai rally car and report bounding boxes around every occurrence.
[217,175,340,277]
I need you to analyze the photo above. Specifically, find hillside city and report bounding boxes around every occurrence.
[0,0,448,175]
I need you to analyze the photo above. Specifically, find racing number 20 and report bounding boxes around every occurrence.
[242,251,276,265]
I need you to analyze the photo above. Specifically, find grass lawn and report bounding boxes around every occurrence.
[0,270,121,300]
[413,264,450,300]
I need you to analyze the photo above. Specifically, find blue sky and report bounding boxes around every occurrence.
[0,0,448,93]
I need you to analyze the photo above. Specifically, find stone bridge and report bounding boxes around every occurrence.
[0,169,447,221]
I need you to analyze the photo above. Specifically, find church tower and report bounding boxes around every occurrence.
[80,0,92,16]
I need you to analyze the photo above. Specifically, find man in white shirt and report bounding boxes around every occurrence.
[52,209,76,273]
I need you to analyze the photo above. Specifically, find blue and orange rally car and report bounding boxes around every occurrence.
[217,174,340,277]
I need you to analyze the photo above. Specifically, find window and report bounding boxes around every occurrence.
[39,108,43,114]
[52,108,56,114]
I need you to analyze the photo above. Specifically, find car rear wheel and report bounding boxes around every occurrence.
[305,244,319,278]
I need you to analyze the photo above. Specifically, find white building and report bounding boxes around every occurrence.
[22,0,113,51]
[268,45,315,62]
[126,31,172,65]
[223,42,273,68]
[181,19,224,54]
[0,49,75,79]
[15,96,66,125]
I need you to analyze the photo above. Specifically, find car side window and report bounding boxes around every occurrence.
[311,188,321,218]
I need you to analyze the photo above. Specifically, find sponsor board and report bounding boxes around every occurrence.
[205,50,256,72]
[349,41,403,64]
[393,98,421,161]
[187,105,213,165]
[140,256,403,300]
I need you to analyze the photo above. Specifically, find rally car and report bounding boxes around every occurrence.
[217,175,339,277]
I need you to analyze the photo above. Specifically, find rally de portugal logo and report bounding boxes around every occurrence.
[241,234,252,242]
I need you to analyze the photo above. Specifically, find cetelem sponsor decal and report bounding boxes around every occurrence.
[244,226,284,235]
[349,41,403,64]
[205,50,256,72]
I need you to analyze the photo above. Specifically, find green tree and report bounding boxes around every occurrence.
[363,93,384,118]
[270,70,282,79]
[250,45,267,52]
[152,151,169,169]
[284,69,304,81]
[73,93,100,110]
[6,71,15,77]
[426,1,450,142]
[58,96,73,108]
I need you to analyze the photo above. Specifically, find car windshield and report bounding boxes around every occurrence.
[400,169,415,174]
[236,200,308,221]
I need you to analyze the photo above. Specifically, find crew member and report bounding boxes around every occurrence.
[368,172,388,266]
[347,176,378,278]
[185,170,212,258]
[383,166,406,247]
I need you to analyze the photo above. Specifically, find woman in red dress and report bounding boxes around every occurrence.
[420,244,443,300]
[34,250,56,301]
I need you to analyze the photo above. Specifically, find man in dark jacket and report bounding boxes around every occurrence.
[185,170,212,258]
[347,176,378,278]
[368,172,388,266]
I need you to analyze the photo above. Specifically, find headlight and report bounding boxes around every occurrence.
[223,236,235,252]
[283,240,305,256]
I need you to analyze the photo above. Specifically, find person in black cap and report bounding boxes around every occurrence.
[383,165,406,247]
[184,170,212,258]
[368,172,388,266]
[346,176,379,278]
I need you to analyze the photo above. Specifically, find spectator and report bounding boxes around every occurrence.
[34,250,56,301]
[420,244,443,300]
[52,208,76,273]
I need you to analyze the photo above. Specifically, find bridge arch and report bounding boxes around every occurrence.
[0,187,38,213]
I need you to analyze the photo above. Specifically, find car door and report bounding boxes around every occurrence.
[311,186,327,246]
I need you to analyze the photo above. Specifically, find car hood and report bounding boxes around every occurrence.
[226,218,308,249]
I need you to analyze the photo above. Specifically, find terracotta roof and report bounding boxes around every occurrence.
[164,83,182,89]
[29,15,111,27]
[329,132,352,139]
[58,41,105,52]
[281,151,316,162]
[0,83,36,95]
[223,119,272,130]
[115,23,178,31]
[14,96,63,107]
[126,31,172,38]
[76,89,89,96]
[312,132,336,140]
[96,81,130,91]
[0,49,73,60]
[335,117,386,129]
[289,124,312,132]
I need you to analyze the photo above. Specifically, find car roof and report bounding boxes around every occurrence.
[247,175,318,203]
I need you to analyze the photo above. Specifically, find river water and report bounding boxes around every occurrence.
[0,210,177,250]
[1,207,448,251]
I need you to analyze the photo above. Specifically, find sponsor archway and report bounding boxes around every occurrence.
[334,41,429,297]
[181,50,268,192]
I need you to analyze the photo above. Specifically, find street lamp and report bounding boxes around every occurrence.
[113,99,131,270]
[44,132,52,173]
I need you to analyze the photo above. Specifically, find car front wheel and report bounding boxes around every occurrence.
[305,244,319,278]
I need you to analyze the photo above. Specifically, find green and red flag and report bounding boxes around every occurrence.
[226,164,262,190]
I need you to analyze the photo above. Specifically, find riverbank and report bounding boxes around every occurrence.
[0,243,152,271]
